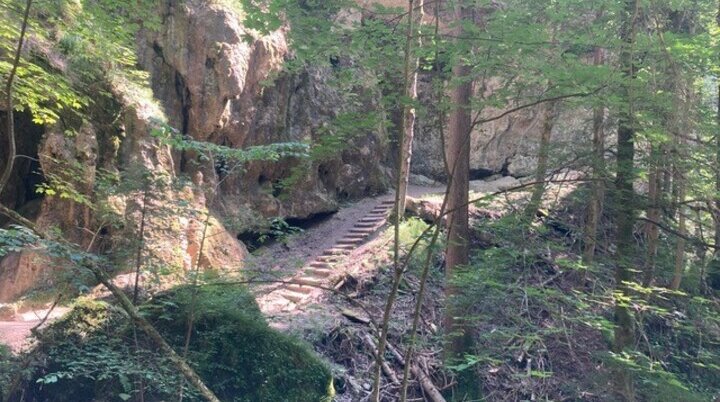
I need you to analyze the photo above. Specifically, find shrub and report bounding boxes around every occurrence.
[22,286,334,402]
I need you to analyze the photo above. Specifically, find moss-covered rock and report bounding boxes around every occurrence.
[20,286,334,402]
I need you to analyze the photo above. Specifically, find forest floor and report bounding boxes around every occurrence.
[245,174,533,400]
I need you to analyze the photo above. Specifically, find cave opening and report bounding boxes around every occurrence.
[469,168,497,181]
[0,110,46,226]
[237,211,336,252]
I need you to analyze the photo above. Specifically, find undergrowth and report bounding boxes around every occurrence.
[14,286,334,402]
[449,208,720,401]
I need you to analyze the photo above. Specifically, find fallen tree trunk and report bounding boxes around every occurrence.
[385,341,446,402]
[362,333,400,385]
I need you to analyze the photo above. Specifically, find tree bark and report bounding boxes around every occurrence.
[444,0,474,395]
[0,0,33,198]
[642,145,662,287]
[371,1,422,399]
[671,169,687,290]
[613,0,638,355]
[525,100,558,219]
[583,47,606,265]
[396,0,424,219]
[612,1,639,400]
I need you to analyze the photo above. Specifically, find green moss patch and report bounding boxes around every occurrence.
[22,286,333,401]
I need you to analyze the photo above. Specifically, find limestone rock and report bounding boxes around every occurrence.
[412,75,591,180]
[139,1,388,222]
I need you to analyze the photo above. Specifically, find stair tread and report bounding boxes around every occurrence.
[287,284,314,294]
[280,291,307,303]
[305,268,332,277]
[295,276,325,285]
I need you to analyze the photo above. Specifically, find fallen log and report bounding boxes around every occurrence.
[385,341,446,402]
[362,333,400,385]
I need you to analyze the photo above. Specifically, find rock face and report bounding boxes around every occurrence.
[412,75,592,180]
[138,1,388,222]
[0,0,390,302]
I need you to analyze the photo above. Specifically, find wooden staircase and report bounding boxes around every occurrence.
[260,199,395,313]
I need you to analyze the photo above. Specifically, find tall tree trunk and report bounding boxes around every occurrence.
[583,48,606,266]
[642,145,662,287]
[396,0,424,219]
[613,0,638,354]
[444,1,475,397]
[371,2,423,400]
[613,1,639,399]
[525,100,558,219]
[0,0,33,198]
[671,169,687,290]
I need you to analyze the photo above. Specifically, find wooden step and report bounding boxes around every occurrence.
[370,211,388,216]
[333,244,355,249]
[354,222,378,228]
[281,290,307,303]
[358,218,383,223]
[294,276,325,286]
[316,255,342,262]
[309,261,332,268]
[287,284,314,294]
[349,228,374,234]
[337,237,364,245]
[323,248,351,256]
[305,268,332,277]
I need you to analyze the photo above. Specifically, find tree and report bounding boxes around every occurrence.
[396,0,424,219]
[583,47,607,266]
[444,1,474,398]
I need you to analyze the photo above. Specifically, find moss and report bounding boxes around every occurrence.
[22,286,333,402]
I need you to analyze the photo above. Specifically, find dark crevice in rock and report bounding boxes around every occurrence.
[0,111,46,226]
[469,168,497,181]
[237,211,336,252]
[175,71,190,134]
[285,211,335,230]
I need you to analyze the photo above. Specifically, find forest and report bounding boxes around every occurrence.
[0,0,719,401]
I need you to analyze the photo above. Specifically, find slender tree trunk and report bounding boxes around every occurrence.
[583,48,606,265]
[444,1,475,397]
[0,0,33,198]
[397,0,424,219]
[525,100,558,219]
[671,169,687,290]
[613,1,639,399]
[131,181,150,402]
[371,2,422,400]
[400,6,446,400]
[642,145,662,287]
[613,0,638,354]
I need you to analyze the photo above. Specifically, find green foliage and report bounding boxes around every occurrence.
[0,225,39,257]
[397,218,443,273]
[450,201,720,400]
[256,217,304,245]
[0,344,15,399]
[24,286,334,402]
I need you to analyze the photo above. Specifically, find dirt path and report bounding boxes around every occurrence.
[0,321,38,352]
